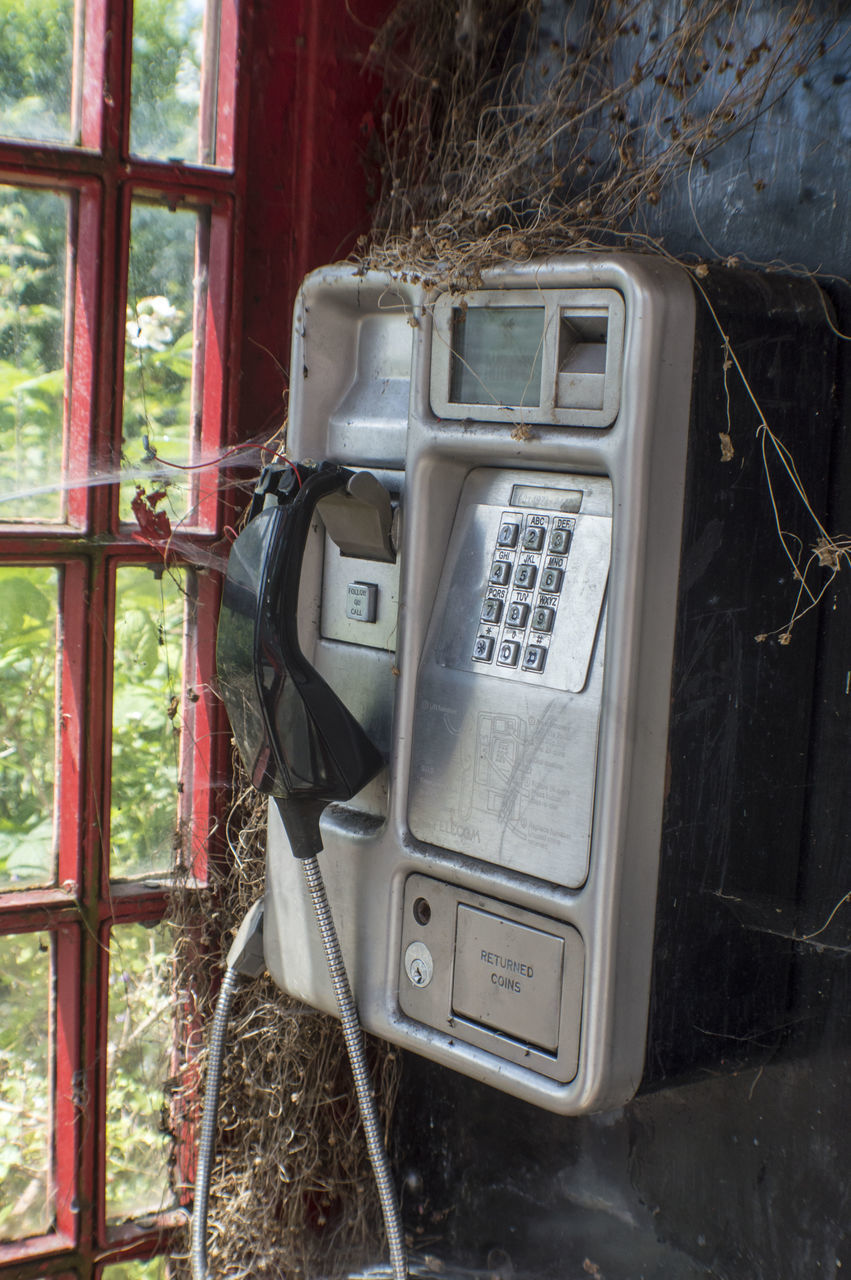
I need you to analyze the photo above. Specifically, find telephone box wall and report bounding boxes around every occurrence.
[384,10,851,1280]
[236,0,393,451]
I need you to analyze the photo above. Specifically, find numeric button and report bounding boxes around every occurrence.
[481,597,503,623]
[549,528,572,554]
[497,522,519,548]
[531,605,554,633]
[521,525,545,551]
[540,567,563,593]
[497,640,521,667]
[515,563,537,590]
[490,560,512,586]
[506,601,529,628]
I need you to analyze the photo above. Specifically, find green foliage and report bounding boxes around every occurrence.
[130,0,204,162]
[103,1260,169,1280]
[0,566,57,887]
[106,922,176,1223]
[0,931,51,1239]
[0,188,67,520]
[0,0,75,143]
[110,567,186,879]
[121,204,198,521]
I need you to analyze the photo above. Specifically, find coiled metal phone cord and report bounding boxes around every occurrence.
[191,883,407,1280]
[191,966,239,1280]
[302,854,408,1280]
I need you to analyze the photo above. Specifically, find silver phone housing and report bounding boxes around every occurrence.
[262,254,696,1114]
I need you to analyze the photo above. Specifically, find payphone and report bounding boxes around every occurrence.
[226,253,838,1115]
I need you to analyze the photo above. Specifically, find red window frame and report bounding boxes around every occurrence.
[0,0,391,1274]
[0,0,246,1270]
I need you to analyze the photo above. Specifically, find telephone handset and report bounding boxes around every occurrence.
[216,460,388,855]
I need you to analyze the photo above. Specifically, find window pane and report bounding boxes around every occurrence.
[130,0,217,164]
[103,1260,169,1280]
[0,186,69,523]
[121,203,204,527]
[106,922,176,1224]
[0,566,58,888]
[0,0,78,146]
[111,566,186,879]
[0,931,52,1241]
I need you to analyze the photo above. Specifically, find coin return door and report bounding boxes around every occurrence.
[400,876,585,1082]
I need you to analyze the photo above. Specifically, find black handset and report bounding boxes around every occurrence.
[216,461,385,857]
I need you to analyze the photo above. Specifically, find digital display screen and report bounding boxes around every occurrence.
[510,485,583,512]
[450,306,544,407]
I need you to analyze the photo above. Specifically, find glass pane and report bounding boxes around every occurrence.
[111,565,186,879]
[130,0,215,164]
[0,566,58,888]
[0,186,69,523]
[0,0,78,145]
[103,1260,169,1280]
[106,922,176,1224]
[0,932,52,1240]
[121,203,203,526]
[451,306,544,407]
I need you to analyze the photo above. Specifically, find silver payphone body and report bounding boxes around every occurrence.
[260,252,710,1115]
[260,251,838,1113]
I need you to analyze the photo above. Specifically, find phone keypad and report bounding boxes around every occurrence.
[475,509,575,676]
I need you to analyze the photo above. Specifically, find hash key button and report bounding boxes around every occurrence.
[523,645,547,673]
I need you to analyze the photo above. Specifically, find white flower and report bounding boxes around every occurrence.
[126,295,183,351]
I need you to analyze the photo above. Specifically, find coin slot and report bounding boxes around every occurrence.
[413,896,432,926]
